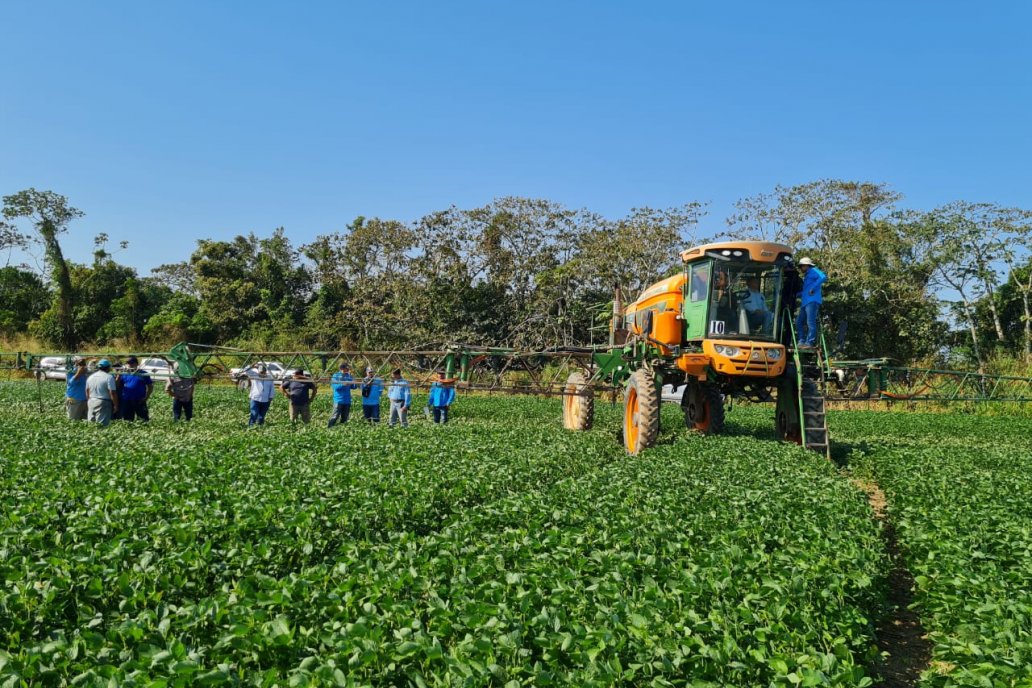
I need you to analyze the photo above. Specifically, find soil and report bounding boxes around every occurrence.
[853,478,934,687]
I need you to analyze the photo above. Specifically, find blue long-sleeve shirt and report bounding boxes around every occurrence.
[331,372,355,404]
[387,378,412,406]
[428,382,456,407]
[360,377,383,406]
[800,267,827,306]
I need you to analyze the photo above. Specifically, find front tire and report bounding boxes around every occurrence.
[623,369,660,455]
[683,380,725,435]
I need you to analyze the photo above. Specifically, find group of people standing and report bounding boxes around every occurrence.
[65,355,195,426]
[63,357,455,428]
[243,363,456,428]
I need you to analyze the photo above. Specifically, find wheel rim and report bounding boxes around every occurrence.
[695,397,711,432]
[624,386,640,452]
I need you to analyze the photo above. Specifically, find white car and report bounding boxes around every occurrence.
[138,357,173,379]
[231,361,312,389]
[661,383,686,404]
[35,356,69,381]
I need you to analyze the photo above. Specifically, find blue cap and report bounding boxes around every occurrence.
[97,359,111,370]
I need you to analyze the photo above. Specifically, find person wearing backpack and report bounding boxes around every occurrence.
[427,369,456,424]
[360,367,384,422]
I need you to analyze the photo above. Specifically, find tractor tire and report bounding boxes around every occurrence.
[623,369,660,455]
[684,381,725,435]
[775,375,802,444]
[562,371,594,431]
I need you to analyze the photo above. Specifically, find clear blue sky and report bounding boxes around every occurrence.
[2,1,1030,273]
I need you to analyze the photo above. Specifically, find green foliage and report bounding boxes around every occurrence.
[843,412,1032,686]
[0,383,886,686]
[0,266,49,335]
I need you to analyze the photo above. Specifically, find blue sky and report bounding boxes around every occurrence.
[2,1,1030,272]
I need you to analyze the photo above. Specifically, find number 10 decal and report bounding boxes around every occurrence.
[709,320,725,335]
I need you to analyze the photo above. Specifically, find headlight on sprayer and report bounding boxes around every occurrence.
[713,344,741,357]
[766,349,783,360]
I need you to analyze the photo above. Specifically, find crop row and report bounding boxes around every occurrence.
[0,382,889,685]
[862,442,1032,687]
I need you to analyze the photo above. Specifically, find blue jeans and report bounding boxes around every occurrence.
[433,406,449,424]
[120,398,150,422]
[249,399,271,426]
[362,403,380,422]
[328,402,351,427]
[796,302,820,346]
[172,399,193,421]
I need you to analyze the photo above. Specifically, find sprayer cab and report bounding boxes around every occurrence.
[619,241,793,379]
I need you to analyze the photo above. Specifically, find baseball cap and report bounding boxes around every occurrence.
[97,359,111,370]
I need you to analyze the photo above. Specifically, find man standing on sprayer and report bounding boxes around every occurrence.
[387,368,412,428]
[795,257,827,349]
[328,362,355,427]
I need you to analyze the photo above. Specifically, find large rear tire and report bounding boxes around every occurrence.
[682,380,725,435]
[623,369,660,455]
[562,371,594,431]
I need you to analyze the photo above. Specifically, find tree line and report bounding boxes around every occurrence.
[2,183,1031,370]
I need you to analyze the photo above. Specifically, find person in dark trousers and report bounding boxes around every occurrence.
[281,369,317,424]
[427,369,456,424]
[361,367,384,422]
[117,356,153,421]
[165,364,196,421]
[795,257,827,348]
[328,363,356,427]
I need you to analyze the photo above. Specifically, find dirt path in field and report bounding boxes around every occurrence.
[853,478,933,687]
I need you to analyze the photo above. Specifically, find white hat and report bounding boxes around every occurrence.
[798,257,815,266]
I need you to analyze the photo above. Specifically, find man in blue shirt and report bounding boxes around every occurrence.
[387,368,412,428]
[361,367,384,423]
[65,357,88,420]
[427,369,456,424]
[795,257,827,348]
[327,362,356,427]
[117,356,153,421]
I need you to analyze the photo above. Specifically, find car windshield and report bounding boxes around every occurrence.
[707,262,783,340]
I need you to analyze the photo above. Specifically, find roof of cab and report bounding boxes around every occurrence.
[679,241,792,264]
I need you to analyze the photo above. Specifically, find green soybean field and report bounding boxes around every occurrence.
[1,382,1030,687]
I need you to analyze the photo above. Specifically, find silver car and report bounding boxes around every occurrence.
[138,357,173,380]
[35,356,69,381]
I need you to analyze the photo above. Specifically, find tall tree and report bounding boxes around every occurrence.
[2,189,83,348]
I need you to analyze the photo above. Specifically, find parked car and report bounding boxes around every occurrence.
[138,357,173,379]
[230,361,312,389]
[35,356,69,381]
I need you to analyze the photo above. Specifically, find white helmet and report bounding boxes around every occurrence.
[797,257,815,266]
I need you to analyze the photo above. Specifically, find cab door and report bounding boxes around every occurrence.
[683,261,710,340]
